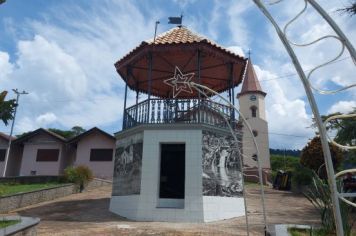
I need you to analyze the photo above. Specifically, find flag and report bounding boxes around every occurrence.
[168,16,182,25]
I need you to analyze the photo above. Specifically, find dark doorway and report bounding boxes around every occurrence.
[159,143,185,199]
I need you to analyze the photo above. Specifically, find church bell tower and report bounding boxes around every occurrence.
[237,59,270,171]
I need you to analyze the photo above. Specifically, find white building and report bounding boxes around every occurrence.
[109,27,270,222]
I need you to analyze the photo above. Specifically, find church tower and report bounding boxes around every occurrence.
[237,59,270,171]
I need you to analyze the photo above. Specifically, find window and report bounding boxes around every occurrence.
[251,106,257,118]
[252,130,258,137]
[36,149,59,162]
[0,149,6,162]
[30,171,37,176]
[90,149,113,161]
[252,154,258,161]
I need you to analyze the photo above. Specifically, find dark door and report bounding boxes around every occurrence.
[159,143,185,199]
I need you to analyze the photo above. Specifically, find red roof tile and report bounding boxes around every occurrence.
[0,132,15,141]
[237,59,266,97]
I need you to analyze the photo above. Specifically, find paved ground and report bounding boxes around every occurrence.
[8,185,321,236]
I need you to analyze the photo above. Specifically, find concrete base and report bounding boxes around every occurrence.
[110,195,245,222]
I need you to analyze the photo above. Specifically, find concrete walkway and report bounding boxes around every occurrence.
[9,185,320,236]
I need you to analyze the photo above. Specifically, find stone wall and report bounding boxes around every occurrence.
[87,178,112,189]
[0,215,40,236]
[0,184,75,213]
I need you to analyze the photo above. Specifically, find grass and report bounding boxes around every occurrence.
[0,182,64,197]
[288,227,356,236]
[0,220,20,229]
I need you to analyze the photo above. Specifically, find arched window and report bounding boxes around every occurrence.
[250,106,257,118]
[252,154,258,161]
[252,130,258,137]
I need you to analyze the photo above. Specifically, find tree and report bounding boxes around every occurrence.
[17,126,87,139]
[48,126,86,139]
[333,110,356,147]
[339,1,356,16]
[0,91,17,126]
[312,109,356,146]
[71,126,86,136]
[300,136,343,179]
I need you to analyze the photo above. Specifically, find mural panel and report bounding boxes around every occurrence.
[112,133,143,196]
[202,131,243,197]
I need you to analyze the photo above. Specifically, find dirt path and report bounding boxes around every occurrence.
[10,185,319,236]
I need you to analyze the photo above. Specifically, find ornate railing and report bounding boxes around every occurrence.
[123,98,235,130]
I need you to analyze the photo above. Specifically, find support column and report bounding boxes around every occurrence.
[197,50,201,123]
[135,89,139,123]
[147,52,153,123]
[122,82,128,129]
[230,63,235,124]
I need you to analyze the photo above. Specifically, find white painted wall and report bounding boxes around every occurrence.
[74,132,115,179]
[110,128,246,222]
[0,138,8,175]
[239,93,271,169]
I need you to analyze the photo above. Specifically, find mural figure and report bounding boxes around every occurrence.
[112,140,143,196]
[202,131,242,197]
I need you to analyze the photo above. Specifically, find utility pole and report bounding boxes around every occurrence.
[283,148,286,171]
[2,89,28,177]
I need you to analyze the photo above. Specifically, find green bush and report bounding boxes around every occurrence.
[304,172,355,235]
[271,155,314,187]
[271,154,300,172]
[291,164,313,187]
[64,165,93,191]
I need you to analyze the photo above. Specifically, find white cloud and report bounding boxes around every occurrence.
[0,0,155,134]
[328,101,356,114]
[254,65,314,149]
[0,51,13,80]
[15,117,36,133]
[36,112,57,127]
[227,46,245,57]
[227,0,253,48]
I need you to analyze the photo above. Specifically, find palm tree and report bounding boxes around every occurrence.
[0,91,17,125]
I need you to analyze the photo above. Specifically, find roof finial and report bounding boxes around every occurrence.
[248,49,251,59]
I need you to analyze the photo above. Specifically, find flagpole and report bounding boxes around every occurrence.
[154,21,160,43]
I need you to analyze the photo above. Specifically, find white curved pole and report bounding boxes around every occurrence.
[191,82,268,233]
[252,1,344,235]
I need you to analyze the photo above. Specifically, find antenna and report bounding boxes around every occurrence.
[153,20,160,43]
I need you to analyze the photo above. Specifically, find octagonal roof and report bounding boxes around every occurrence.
[115,26,247,98]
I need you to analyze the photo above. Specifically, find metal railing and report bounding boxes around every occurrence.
[123,98,235,130]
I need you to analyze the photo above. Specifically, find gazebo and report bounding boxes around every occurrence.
[110,26,248,222]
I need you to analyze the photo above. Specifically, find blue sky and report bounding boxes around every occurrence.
[0,0,355,149]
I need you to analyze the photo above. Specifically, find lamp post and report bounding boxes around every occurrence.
[2,89,28,177]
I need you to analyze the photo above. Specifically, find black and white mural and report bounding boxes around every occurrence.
[112,133,143,196]
[202,131,243,197]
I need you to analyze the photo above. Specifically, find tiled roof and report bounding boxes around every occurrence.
[0,132,15,141]
[13,128,66,144]
[145,26,242,57]
[238,59,266,97]
[68,127,115,144]
[146,26,206,44]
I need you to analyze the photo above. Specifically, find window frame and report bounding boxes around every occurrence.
[250,106,257,118]
[89,148,113,162]
[0,149,6,162]
[36,149,60,162]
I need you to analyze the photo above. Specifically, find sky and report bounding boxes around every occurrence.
[0,0,355,149]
